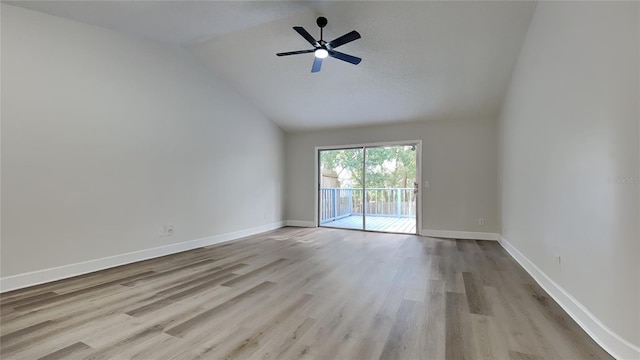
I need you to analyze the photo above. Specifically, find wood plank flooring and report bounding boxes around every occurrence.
[0,227,613,359]
[322,215,416,234]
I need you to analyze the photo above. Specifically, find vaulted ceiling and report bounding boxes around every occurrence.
[5,1,537,131]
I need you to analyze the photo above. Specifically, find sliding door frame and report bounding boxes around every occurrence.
[314,140,422,234]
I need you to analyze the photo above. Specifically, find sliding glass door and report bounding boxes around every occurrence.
[319,148,364,230]
[318,143,418,234]
[364,146,417,233]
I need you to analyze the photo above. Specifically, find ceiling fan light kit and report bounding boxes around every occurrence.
[314,49,328,59]
[276,16,362,73]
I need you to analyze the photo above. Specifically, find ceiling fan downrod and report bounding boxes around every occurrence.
[317,16,327,42]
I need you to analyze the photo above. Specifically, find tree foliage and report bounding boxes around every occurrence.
[320,146,416,188]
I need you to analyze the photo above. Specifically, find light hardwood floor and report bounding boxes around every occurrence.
[1,227,612,359]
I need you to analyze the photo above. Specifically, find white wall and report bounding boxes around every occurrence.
[285,119,498,235]
[1,5,285,280]
[499,1,639,357]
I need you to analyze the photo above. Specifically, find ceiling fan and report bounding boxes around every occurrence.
[276,17,362,73]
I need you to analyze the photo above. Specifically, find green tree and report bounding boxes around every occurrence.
[320,146,416,189]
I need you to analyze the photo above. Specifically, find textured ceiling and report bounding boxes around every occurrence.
[4,1,537,131]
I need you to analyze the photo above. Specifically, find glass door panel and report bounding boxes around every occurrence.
[319,148,364,230]
[364,145,417,234]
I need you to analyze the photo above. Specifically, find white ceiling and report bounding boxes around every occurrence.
[5,1,537,131]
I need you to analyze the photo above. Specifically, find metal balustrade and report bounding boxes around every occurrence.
[320,188,416,224]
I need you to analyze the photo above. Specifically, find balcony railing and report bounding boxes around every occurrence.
[320,188,416,223]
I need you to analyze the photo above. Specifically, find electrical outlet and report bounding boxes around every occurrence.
[158,227,166,237]
[166,225,174,236]
[424,181,429,188]
[478,218,485,226]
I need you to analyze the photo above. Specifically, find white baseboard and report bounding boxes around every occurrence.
[419,229,500,241]
[285,220,316,228]
[0,221,286,293]
[499,236,640,360]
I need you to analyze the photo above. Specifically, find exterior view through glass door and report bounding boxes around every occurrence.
[319,148,364,230]
[319,144,417,234]
[364,145,417,233]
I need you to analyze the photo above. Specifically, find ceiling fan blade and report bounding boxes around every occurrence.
[328,50,362,65]
[277,49,315,56]
[311,57,323,73]
[293,26,319,47]
[328,30,361,49]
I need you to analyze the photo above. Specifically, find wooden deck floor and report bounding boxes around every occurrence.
[0,227,613,359]
[321,215,416,234]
